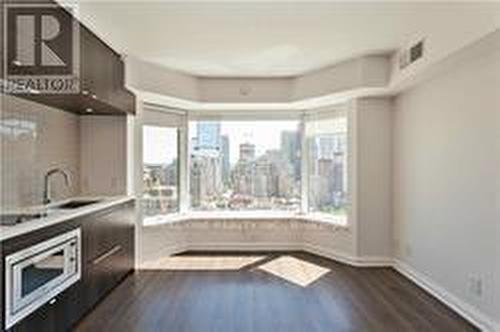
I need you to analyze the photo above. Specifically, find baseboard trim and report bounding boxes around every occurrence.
[187,242,301,252]
[302,243,361,266]
[393,259,499,332]
[303,243,393,267]
[139,243,188,266]
[182,242,393,267]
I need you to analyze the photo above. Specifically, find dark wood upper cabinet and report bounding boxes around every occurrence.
[77,25,135,115]
[4,0,135,115]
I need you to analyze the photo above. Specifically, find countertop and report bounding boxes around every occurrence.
[0,196,135,242]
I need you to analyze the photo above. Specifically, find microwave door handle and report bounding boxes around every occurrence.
[11,264,23,308]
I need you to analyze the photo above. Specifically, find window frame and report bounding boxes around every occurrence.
[142,125,181,215]
[303,108,349,222]
[142,107,351,225]
[140,106,187,220]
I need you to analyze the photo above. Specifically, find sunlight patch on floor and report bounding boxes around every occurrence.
[257,256,330,287]
[141,255,266,271]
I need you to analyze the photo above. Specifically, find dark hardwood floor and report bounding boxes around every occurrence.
[74,252,477,332]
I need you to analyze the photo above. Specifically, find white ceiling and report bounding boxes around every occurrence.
[74,1,500,77]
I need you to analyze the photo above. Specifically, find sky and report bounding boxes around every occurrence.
[143,125,178,165]
[143,121,299,165]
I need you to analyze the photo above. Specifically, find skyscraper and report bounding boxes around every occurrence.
[196,122,221,151]
[281,130,301,179]
[239,143,255,162]
[191,122,224,208]
[221,135,230,183]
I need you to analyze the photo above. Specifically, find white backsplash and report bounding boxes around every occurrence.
[0,95,128,210]
[1,95,81,209]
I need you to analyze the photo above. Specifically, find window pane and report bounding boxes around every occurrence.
[189,120,301,211]
[307,115,348,218]
[142,126,179,217]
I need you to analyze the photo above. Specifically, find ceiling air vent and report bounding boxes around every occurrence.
[399,39,425,70]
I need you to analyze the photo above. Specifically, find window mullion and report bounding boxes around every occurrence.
[300,114,309,214]
[179,116,190,213]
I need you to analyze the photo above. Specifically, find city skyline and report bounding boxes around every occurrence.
[143,119,347,215]
[189,120,302,211]
[189,120,299,165]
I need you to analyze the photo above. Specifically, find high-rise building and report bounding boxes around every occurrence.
[191,122,225,208]
[190,154,223,208]
[317,136,336,159]
[231,161,255,196]
[196,122,221,151]
[281,130,301,179]
[239,143,255,162]
[316,133,346,159]
[221,135,230,183]
[254,158,272,197]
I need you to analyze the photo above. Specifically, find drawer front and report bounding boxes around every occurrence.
[83,233,133,310]
[82,203,134,264]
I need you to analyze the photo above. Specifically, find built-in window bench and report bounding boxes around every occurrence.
[138,213,353,268]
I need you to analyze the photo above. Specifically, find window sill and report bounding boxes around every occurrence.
[142,211,348,229]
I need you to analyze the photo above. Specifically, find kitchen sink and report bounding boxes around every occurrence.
[0,212,48,226]
[52,199,102,209]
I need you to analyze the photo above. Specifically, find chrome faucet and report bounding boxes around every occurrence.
[43,168,71,205]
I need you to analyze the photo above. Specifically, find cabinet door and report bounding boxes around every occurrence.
[79,26,115,103]
[84,249,121,309]
[9,282,83,332]
[81,202,135,310]
[82,210,116,264]
[79,26,99,96]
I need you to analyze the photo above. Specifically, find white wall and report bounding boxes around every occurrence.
[355,98,393,259]
[80,116,128,196]
[198,78,292,103]
[393,46,500,327]
[293,56,390,101]
[125,55,390,106]
[497,122,500,329]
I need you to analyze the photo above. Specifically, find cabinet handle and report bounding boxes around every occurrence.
[92,245,122,265]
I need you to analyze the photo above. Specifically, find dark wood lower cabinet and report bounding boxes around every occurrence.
[0,200,135,332]
[8,282,84,332]
[82,207,134,311]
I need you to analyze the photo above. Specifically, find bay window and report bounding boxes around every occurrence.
[141,106,349,223]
